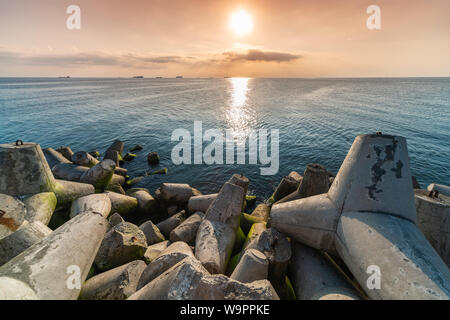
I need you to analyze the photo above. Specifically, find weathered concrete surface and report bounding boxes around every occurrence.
[53,179,95,207]
[52,163,89,181]
[108,212,125,227]
[0,211,109,300]
[250,203,270,221]
[243,222,267,252]
[269,193,340,254]
[104,150,120,167]
[270,173,302,203]
[80,159,116,190]
[70,193,112,219]
[105,182,125,195]
[289,241,360,300]
[170,211,204,246]
[155,183,202,204]
[195,219,236,274]
[167,204,180,216]
[204,182,245,230]
[79,260,147,300]
[143,240,170,264]
[106,191,138,216]
[230,249,269,283]
[137,241,194,289]
[0,142,57,196]
[114,167,128,177]
[336,210,450,300]
[270,134,450,300]
[23,192,57,226]
[94,222,147,271]
[72,151,99,168]
[111,173,125,186]
[188,193,218,213]
[243,227,292,299]
[428,183,450,198]
[126,187,150,196]
[55,146,74,161]
[228,174,249,196]
[156,210,186,238]
[0,221,52,266]
[328,135,417,223]
[43,147,72,169]
[106,140,124,156]
[275,164,329,205]
[240,213,265,235]
[129,256,279,300]
[414,190,450,267]
[0,194,26,240]
[194,179,246,274]
[139,220,165,245]
[130,190,157,216]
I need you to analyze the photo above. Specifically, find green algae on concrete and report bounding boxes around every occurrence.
[23,192,57,226]
[0,211,109,300]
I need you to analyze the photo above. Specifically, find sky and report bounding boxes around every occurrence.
[0,0,449,77]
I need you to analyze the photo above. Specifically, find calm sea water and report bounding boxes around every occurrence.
[1,77,449,201]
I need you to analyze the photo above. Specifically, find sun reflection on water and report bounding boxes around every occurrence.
[225,78,255,143]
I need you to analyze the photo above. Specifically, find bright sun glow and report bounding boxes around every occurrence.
[230,10,254,37]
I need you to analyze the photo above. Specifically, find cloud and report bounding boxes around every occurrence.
[223,49,301,63]
[0,50,189,69]
[0,48,301,70]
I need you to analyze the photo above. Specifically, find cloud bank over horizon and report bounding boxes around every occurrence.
[0,0,449,77]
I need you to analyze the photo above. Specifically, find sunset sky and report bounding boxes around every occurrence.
[1,0,449,77]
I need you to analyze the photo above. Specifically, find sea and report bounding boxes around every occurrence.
[1,77,449,202]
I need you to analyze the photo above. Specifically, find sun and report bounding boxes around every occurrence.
[229,10,254,37]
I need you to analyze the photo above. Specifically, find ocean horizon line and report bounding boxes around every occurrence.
[1,76,450,80]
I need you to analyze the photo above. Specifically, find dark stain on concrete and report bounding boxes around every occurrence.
[392,160,403,179]
[365,137,400,200]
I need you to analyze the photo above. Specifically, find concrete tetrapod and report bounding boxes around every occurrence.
[72,151,99,168]
[155,183,202,205]
[270,171,303,204]
[0,194,26,240]
[187,193,218,213]
[170,211,204,246]
[230,249,269,283]
[43,147,71,169]
[275,164,329,205]
[80,159,116,190]
[79,260,147,300]
[195,178,246,274]
[143,240,170,264]
[94,222,147,272]
[414,189,450,268]
[0,221,52,266]
[289,241,361,300]
[136,241,194,289]
[0,211,109,300]
[427,183,450,198]
[55,146,74,161]
[0,142,94,207]
[70,193,112,219]
[129,256,279,300]
[23,192,57,225]
[270,134,450,300]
